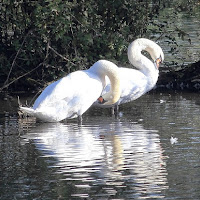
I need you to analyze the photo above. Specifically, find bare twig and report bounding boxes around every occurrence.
[0,63,43,92]
[45,40,50,60]
[48,45,76,66]
[4,31,31,86]
[70,14,98,34]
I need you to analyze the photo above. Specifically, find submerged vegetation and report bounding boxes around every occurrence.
[0,0,199,92]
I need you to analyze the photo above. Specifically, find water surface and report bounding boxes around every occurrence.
[0,92,200,199]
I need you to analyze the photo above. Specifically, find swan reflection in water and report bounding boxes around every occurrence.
[21,116,168,198]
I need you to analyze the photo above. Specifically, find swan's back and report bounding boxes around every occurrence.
[33,72,82,109]
[32,70,103,121]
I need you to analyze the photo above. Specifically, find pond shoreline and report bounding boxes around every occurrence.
[1,60,200,99]
[157,60,200,91]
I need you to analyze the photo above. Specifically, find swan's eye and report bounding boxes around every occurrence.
[97,96,107,104]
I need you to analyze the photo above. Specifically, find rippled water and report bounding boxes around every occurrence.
[0,92,200,199]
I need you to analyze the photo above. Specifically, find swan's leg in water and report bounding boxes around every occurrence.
[115,104,119,115]
[111,104,119,116]
[78,115,82,124]
[111,106,115,115]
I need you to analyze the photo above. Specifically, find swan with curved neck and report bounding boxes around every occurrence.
[20,59,120,122]
[96,38,164,110]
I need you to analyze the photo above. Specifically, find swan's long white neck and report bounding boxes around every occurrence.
[128,38,160,86]
[90,60,120,105]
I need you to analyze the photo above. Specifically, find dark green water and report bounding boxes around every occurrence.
[0,92,200,199]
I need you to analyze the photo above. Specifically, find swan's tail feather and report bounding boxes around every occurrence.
[20,106,35,116]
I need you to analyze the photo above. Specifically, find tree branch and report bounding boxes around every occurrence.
[48,45,76,66]
[4,31,31,86]
[0,63,43,92]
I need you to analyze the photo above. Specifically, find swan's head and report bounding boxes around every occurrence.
[97,77,121,106]
[97,88,121,106]
[154,54,164,69]
[145,39,164,69]
[92,59,121,106]
[129,38,164,70]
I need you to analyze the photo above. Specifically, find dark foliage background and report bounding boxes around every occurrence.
[0,0,198,92]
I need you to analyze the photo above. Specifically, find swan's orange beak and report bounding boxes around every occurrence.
[97,96,106,104]
[98,96,104,103]
[155,57,162,69]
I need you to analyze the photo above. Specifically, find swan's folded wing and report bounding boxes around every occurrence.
[116,68,148,104]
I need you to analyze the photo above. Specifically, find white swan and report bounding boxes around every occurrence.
[95,38,164,111]
[20,60,120,122]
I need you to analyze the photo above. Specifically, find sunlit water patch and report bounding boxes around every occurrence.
[21,116,168,199]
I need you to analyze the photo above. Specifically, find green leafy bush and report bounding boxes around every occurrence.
[0,0,160,92]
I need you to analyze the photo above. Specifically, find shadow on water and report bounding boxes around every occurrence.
[0,92,200,199]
